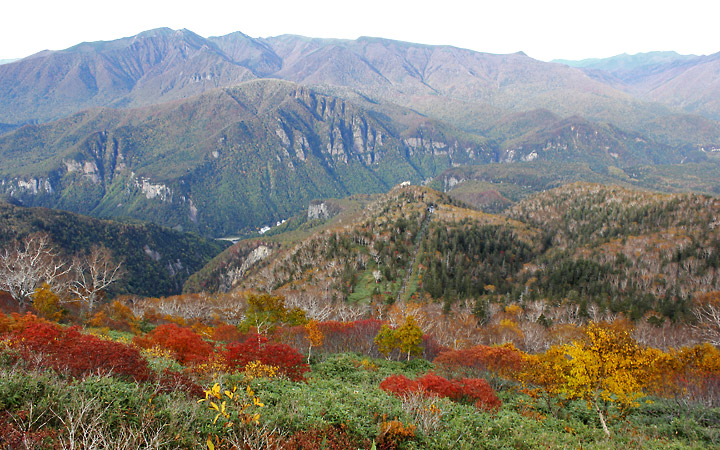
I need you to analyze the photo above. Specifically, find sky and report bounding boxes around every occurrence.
[1,0,718,62]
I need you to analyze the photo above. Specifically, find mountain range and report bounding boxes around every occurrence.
[1,28,719,237]
[556,51,720,121]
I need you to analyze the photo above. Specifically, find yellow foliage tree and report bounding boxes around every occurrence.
[375,324,397,359]
[305,319,324,363]
[520,346,570,417]
[31,283,63,322]
[396,315,424,361]
[241,293,307,336]
[556,322,654,436]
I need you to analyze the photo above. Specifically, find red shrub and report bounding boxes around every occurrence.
[282,426,370,450]
[456,378,502,411]
[318,319,383,355]
[9,319,150,381]
[133,323,213,365]
[0,411,59,449]
[416,373,462,401]
[13,320,61,348]
[222,334,309,381]
[211,324,245,343]
[272,324,308,352]
[157,368,204,399]
[380,373,501,411]
[421,334,448,361]
[379,374,420,396]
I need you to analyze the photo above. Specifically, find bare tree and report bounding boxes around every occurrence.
[0,233,71,309]
[693,293,720,346]
[69,245,124,314]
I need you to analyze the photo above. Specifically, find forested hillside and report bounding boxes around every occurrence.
[187,183,720,323]
[0,202,228,298]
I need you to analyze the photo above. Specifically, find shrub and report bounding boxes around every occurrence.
[222,334,309,381]
[379,374,419,396]
[156,368,204,399]
[133,323,213,365]
[211,324,244,343]
[282,425,371,450]
[0,411,59,450]
[380,373,501,411]
[456,378,502,411]
[318,319,384,356]
[0,312,50,335]
[87,300,140,333]
[376,418,416,450]
[8,318,150,381]
[416,373,462,401]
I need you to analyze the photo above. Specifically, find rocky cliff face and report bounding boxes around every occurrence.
[0,81,491,236]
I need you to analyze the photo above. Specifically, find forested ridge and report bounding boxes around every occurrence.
[0,201,228,298]
[188,183,720,324]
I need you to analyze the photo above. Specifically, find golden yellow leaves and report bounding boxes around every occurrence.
[305,319,324,348]
[199,381,263,428]
[242,360,278,382]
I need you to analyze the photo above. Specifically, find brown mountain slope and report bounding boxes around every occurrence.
[0,28,255,123]
[3,28,718,148]
[189,184,720,321]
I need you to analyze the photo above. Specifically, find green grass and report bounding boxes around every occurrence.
[2,347,718,449]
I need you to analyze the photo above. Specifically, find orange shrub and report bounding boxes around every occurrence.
[133,323,213,365]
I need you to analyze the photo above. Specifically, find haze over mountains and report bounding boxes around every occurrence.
[556,51,720,121]
[1,27,719,237]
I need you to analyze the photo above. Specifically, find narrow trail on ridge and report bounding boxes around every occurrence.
[396,205,434,303]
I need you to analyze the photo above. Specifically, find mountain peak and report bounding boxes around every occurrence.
[135,27,176,38]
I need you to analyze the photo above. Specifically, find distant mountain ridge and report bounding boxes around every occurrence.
[554,51,720,120]
[2,28,719,145]
[0,80,493,236]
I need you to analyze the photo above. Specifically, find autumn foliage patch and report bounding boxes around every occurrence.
[221,334,309,381]
[3,313,150,381]
[281,425,371,450]
[380,373,501,411]
[433,343,525,379]
[133,323,213,365]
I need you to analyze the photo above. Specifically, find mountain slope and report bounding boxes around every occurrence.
[192,184,720,321]
[0,201,228,297]
[558,51,720,121]
[0,80,493,236]
[3,29,719,148]
[0,28,255,124]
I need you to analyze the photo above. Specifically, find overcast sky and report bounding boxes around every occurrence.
[1,0,717,61]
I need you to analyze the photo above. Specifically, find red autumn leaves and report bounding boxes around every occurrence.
[380,373,501,411]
